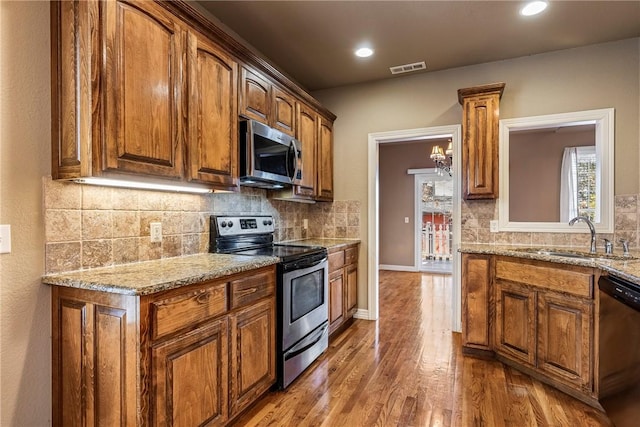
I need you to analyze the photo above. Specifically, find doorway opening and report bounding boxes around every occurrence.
[367,125,462,332]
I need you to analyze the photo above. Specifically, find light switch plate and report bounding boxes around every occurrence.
[303,219,308,230]
[404,217,409,224]
[489,220,499,233]
[0,224,11,254]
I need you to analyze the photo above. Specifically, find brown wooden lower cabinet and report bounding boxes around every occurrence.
[51,265,276,426]
[328,243,360,336]
[462,253,601,407]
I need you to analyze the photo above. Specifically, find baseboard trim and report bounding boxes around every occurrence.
[379,264,418,272]
[353,309,370,320]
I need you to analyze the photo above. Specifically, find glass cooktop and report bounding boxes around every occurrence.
[233,244,325,262]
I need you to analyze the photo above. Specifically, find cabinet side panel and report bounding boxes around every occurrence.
[94,306,127,426]
[58,299,89,426]
[462,255,491,348]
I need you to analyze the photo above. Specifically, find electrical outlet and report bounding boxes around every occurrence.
[150,222,162,243]
[404,217,410,224]
[303,219,308,230]
[0,225,11,254]
[489,220,499,233]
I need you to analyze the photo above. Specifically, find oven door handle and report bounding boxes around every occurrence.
[283,323,328,361]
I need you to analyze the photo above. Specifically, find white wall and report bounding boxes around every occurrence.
[314,38,640,311]
[1,1,52,425]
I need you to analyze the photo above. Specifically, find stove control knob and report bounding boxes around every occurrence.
[227,221,234,228]
[220,221,227,228]
[267,219,273,225]
[263,220,269,226]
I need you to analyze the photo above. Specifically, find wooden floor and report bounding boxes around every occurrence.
[232,270,613,426]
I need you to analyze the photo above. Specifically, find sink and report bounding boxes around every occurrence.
[513,248,635,261]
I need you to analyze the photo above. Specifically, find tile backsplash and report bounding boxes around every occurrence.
[461,194,639,249]
[43,177,361,274]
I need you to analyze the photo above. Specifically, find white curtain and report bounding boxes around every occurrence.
[560,147,578,222]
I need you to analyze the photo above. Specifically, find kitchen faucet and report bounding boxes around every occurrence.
[568,216,597,253]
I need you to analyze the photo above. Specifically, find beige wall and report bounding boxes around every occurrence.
[379,140,444,266]
[314,37,640,311]
[1,1,52,425]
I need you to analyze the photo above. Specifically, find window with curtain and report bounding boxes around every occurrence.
[560,146,597,222]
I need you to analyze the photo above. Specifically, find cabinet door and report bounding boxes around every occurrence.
[345,263,358,318]
[295,103,317,198]
[272,87,296,136]
[186,31,238,189]
[462,254,492,351]
[316,116,334,201]
[495,281,536,366]
[102,0,185,178]
[329,269,345,334]
[239,67,271,123]
[229,299,276,417]
[458,83,505,200]
[152,318,229,427]
[538,292,593,392]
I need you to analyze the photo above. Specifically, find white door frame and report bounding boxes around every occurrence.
[367,125,462,331]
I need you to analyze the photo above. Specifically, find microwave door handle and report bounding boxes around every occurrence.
[288,139,299,182]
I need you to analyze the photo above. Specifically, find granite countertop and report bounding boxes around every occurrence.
[459,244,640,285]
[42,253,279,296]
[284,238,361,250]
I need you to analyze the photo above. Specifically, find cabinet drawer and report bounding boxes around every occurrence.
[230,270,275,309]
[345,246,358,265]
[329,251,345,272]
[495,259,593,298]
[152,282,228,340]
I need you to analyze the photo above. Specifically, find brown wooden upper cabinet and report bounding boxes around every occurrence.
[316,116,334,201]
[186,30,239,188]
[294,103,318,198]
[52,0,335,194]
[457,83,506,200]
[52,0,239,191]
[239,67,296,136]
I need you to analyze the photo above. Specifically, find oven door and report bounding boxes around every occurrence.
[281,255,329,350]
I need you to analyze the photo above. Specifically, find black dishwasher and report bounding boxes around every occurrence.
[598,274,640,427]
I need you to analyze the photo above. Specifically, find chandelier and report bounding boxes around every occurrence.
[430,139,453,176]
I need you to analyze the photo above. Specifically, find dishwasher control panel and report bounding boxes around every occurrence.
[599,275,640,312]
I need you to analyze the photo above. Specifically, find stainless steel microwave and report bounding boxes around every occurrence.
[239,119,302,189]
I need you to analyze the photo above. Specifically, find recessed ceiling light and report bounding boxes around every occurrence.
[355,47,374,58]
[520,1,548,16]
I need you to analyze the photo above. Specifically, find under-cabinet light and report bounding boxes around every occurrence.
[73,178,214,194]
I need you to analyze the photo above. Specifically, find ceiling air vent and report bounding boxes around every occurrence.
[389,61,427,75]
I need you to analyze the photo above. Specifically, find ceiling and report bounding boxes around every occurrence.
[195,1,640,91]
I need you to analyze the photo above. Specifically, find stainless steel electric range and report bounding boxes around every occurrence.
[210,215,329,389]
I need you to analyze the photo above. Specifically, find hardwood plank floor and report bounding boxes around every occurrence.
[232,270,613,426]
